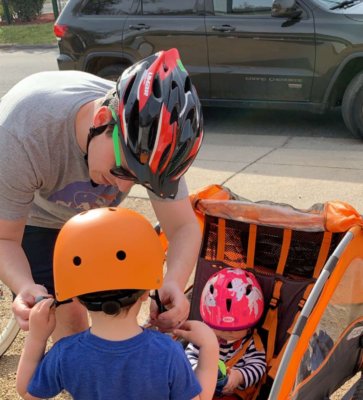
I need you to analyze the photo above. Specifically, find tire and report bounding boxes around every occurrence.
[342,71,363,140]
[0,282,20,358]
[97,64,128,82]
[353,374,363,400]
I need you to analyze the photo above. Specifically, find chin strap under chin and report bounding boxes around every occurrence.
[90,179,99,188]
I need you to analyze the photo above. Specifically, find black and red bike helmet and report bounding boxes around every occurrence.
[110,48,204,199]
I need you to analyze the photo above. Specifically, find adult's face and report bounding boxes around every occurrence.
[87,133,135,193]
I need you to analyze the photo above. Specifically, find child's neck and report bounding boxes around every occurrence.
[90,313,143,341]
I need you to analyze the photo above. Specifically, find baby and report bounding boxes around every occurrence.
[186,268,267,397]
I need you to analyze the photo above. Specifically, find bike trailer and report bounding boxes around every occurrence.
[184,185,363,400]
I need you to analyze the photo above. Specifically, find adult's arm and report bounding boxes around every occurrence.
[0,217,49,330]
[149,195,202,330]
[0,127,48,330]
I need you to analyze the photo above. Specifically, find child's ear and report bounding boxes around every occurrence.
[94,106,113,127]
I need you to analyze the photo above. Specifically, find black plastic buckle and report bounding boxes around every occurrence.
[35,296,58,309]
[149,290,167,314]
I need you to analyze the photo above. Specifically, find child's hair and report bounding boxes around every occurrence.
[78,289,145,317]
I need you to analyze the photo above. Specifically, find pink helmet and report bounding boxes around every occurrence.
[200,268,264,331]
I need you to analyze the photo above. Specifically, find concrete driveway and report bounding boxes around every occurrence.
[1,48,362,212]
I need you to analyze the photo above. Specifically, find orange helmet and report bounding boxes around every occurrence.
[54,207,165,301]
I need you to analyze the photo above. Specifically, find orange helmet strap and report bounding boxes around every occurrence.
[79,290,145,316]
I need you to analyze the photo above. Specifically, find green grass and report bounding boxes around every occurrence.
[0,23,56,45]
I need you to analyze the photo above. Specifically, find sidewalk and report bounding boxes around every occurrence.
[129,108,363,212]
[43,2,54,14]
[42,0,69,15]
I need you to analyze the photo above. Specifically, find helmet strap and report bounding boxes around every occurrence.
[79,290,145,315]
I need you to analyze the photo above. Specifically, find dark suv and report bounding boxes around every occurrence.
[55,0,363,139]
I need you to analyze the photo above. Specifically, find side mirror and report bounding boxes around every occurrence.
[272,0,303,18]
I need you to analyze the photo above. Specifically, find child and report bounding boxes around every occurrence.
[16,207,219,400]
[186,268,266,397]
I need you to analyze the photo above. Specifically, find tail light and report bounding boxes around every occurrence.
[54,24,68,38]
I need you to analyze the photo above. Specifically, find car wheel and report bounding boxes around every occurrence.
[353,374,363,400]
[97,64,128,82]
[342,71,363,140]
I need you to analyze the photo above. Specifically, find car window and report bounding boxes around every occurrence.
[81,0,134,15]
[141,0,198,15]
[213,0,272,16]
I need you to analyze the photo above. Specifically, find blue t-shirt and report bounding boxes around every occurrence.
[28,328,202,400]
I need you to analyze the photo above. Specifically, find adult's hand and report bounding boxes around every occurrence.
[149,281,190,332]
[12,283,51,331]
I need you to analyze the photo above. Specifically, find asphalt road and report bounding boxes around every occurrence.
[0,48,362,211]
[0,49,58,98]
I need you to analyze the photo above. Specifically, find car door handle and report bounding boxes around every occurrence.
[212,25,236,32]
[129,24,150,30]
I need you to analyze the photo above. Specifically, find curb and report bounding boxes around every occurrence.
[0,43,57,49]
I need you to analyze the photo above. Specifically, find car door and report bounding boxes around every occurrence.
[75,0,134,54]
[206,0,315,101]
[123,0,210,99]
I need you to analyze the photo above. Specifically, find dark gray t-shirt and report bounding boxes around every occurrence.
[0,71,188,229]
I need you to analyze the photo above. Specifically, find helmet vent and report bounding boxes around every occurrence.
[246,285,252,296]
[227,282,233,289]
[159,144,171,171]
[117,251,126,261]
[245,272,250,278]
[210,284,214,294]
[168,157,192,179]
[148,118,158,152]
[128,100,139,149]
[73,257,82,267]
[173,142,188,166]
[170,107,178,125]
[196,127,201,139]
[152,74,162,98]
[80,211,88,215]
[196,108,203,138]
[123,74,137,106]
[226,298,232,312]
[109,208,117,212]
[184,76,192,93]
[186,108,195,123]
[172,81,178,91]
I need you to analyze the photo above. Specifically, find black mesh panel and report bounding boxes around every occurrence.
[224,219,249,267]
[284,231,325,278]
[200,215,218,260]
[284,231,345,279]
[200,215,346,279]
[254,226,284,272]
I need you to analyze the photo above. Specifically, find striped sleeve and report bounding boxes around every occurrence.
[233,337,266,389]
[185,342,200,371]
